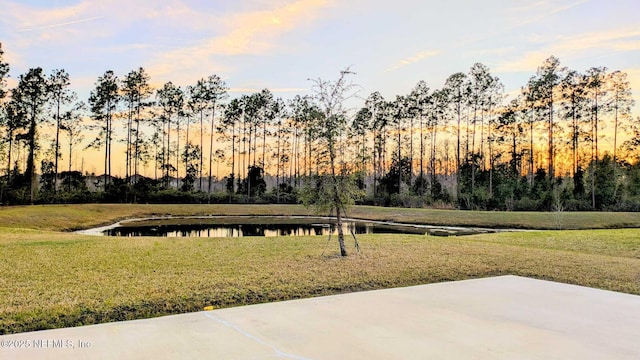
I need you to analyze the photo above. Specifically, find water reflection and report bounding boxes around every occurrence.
[105,222,420,238]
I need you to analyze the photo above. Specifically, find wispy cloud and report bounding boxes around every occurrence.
[2,1,110,51]
[210,0,330,55]
[4,0,93,29]
[2,0,207,47]
[496,27,640,73]
[469,47,516,57]
[147,0,333,83]
[495,51,550,73]
[508,0,589,26]
[1,0,334,86]
[386,50,440,72]
[17,16,104,33]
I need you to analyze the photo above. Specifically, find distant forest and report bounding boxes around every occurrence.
[1,43,639,211]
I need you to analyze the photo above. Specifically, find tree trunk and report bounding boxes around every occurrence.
[329,133,347,257]
[594,90,599,162]
[27,107,37,204]
[548,99,554,183]
[242,117,247,181]
[276,124,281,203]
[164,115,169,186]
[419,114,424,194]
[591,88,599,209]
[397,121,402,193]
[409,116,414,183]
[591,112,596,209]
[176,117,181,184]
[6,128,12,179]
[572,96,577,177]
[433,125,438,192]
[208,105,215,202]
[126,102,132,181]
[134,116,140,181]
[54,101,61,193]
[373,130,378,198]
[154,141,158,181]
[262,116,267,168]
[68,134,73,192]
[185,119,190,183]
[199,110,204,192]
[480,107,485,171]
[614,99,618,164]
[488,120,493,198]
[471,102,478,195]
[335,202,347,256]
[68,132,73,181]
[456,103,461,200]
[107,106,112,187]
[529,107,534,187]
[230,121,236,195]
[104,108,109,191]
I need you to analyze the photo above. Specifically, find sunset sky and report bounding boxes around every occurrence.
[1,0,639,175]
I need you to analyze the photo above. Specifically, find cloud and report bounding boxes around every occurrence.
[0,44,25,70]
[2,0,207,47]
[3,1,98,43]
[495,27,640,73]
[210,0,330,55]
[146,0,333,83]
[1,0,334,89]
[3,1,93,29]
[495,51,550,73]
[386,50,440,72]
[469,47,516,57]
[17,16,104,33]
[558,28,640,54]
[508,0,589,26]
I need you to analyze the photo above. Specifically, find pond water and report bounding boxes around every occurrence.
[104,221,428,238]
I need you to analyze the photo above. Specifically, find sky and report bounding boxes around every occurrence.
[1,0,639,174]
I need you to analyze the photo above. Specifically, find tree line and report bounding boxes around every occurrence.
[1,43,639,210]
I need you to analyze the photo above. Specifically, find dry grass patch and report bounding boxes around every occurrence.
[1,228,639,334]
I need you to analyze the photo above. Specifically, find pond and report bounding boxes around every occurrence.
[104,220,429,238]
[86,216,497,238]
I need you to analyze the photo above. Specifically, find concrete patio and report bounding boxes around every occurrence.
[1,275,639,359]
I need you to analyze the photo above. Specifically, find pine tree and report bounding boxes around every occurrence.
[48,69,75,192]
[88,70,119,189]
[12,68,49,202]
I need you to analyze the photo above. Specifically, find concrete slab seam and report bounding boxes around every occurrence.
[202,312,311,360]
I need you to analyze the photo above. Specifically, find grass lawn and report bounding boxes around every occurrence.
[2,204,640,231]
[1,204,639,334]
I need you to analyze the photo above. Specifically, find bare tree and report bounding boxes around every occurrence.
[302,68,360,257]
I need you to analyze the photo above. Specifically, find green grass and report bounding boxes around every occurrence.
[0,204,313,232]
[2,204,640,232]
[1,204,639,335]
[347,206,640,230]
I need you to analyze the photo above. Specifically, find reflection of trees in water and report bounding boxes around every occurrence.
[106,222,385,238]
